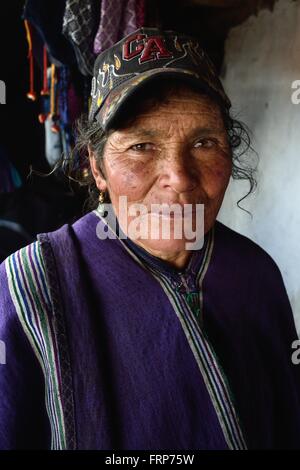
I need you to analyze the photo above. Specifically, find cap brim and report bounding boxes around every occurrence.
[94,67,231,130]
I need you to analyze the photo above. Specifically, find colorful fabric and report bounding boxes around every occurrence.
[4,242,75,449]
[93,0,123,55]
[23,0,76,66]
[120,0,138,39]
[93,0,142,55]
[1,210,300,449]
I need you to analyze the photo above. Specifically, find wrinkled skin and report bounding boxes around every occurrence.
[89,88,232,269]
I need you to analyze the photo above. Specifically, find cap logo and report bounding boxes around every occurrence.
[123,34,173,65]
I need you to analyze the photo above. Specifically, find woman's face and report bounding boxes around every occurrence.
[90,88,232,267]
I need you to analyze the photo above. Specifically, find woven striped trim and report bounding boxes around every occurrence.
[152,236,246,449]
[146,230,247,450]
[5,242,67,449]
[96,208,248,450]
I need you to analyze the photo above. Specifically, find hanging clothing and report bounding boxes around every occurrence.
[62,0,99,76]
[93,0,123,55]
[23,0,76,66]
[93,0,144,55]
[135,0,145,30]
[119,0,139,40]
[1,208,300,449]
[44,115,62,167]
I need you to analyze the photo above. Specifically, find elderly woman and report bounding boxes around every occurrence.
[1,28,300,450]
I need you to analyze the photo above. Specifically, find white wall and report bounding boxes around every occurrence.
[218,0,300,332]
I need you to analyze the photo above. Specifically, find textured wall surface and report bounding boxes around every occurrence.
[218,0,300,332]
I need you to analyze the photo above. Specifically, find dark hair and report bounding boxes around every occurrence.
[63,78,257,214]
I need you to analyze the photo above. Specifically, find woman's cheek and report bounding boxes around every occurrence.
[107,161,156,201]
[109,152,155,175]
[201,161,232,199]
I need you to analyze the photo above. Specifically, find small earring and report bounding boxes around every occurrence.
[98,190,106,216]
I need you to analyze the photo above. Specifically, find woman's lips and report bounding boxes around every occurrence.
[148,206,201,219]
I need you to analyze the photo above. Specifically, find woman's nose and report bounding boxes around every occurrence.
[159,150,198,194]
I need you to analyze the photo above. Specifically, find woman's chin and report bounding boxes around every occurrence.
[124,214,205,255]
[133,237,199,257]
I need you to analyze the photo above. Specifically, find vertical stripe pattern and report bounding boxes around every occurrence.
[147,230,247,450]
[5,242,67,450]
[96,208,248,450]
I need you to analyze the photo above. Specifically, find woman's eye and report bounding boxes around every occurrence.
[194,138,216,149]
[130,143,154,152]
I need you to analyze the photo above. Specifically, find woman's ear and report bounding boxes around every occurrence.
[88,146,107,192]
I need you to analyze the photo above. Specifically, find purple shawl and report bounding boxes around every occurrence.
[1,210,300,449]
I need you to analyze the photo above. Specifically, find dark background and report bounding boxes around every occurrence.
[0,1,87,262]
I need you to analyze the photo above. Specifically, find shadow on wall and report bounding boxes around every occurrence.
[218,0,300,332]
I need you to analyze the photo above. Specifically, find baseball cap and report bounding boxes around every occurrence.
[89,27,231,130]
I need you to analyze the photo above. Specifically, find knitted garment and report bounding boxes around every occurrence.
[63,0,99,76]
[93,0,144,55]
